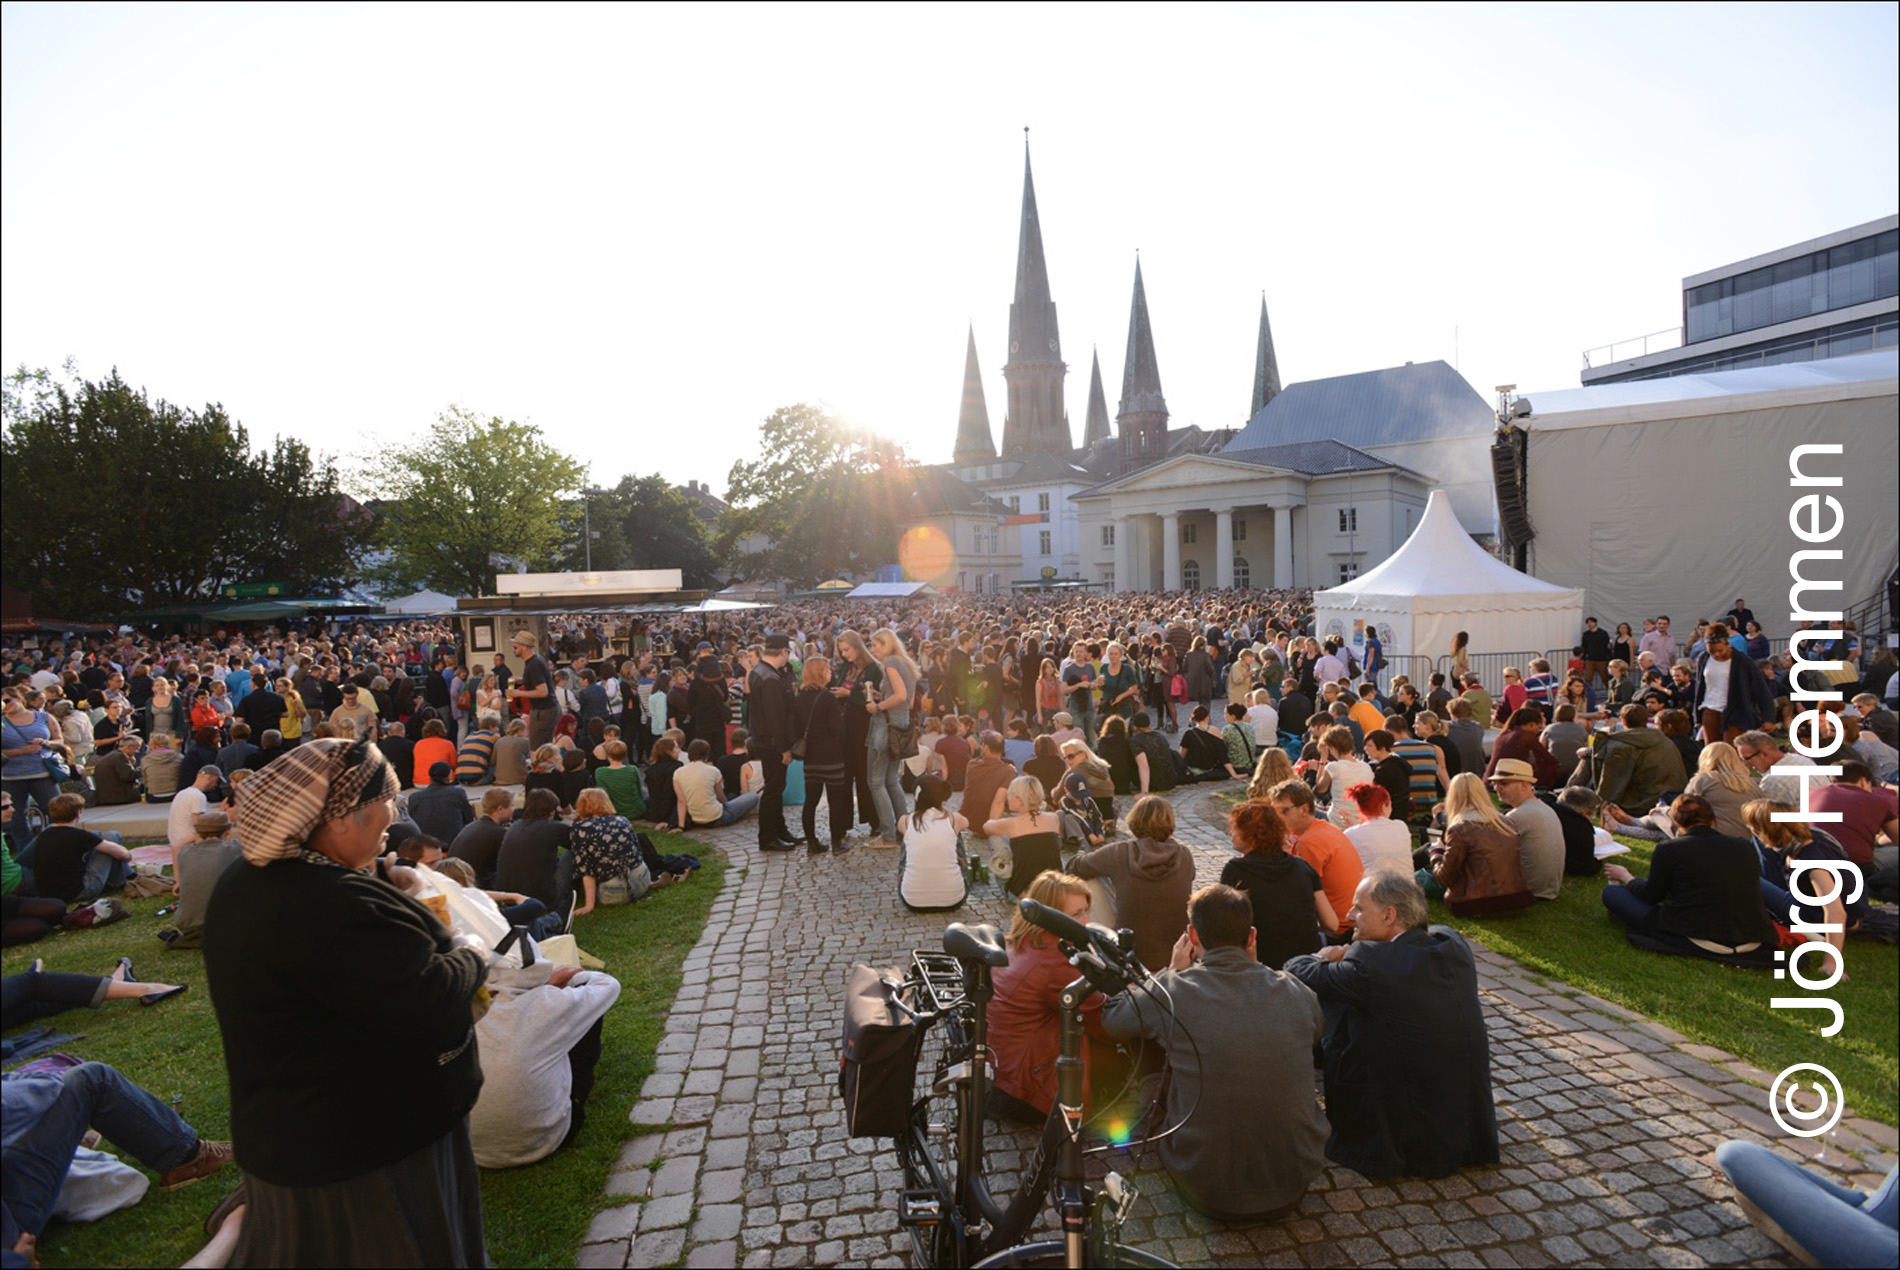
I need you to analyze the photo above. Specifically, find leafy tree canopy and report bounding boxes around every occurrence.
[2,364,370,617]
[550,474,721,590]
[367,406,586,597]
[720,403,910,589]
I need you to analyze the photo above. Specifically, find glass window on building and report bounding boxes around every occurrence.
[1101,524,1115,547]
[1037,492,1050,512]
[1182,560,1201,590]
[1182,523,1197,544]
[1686,228,1899,343]
[1233,517,1246,541]
[1338,561,1359,583]
[1039,530,1052,556]
[1338,508,1357,533]
[1233,556,1250,588]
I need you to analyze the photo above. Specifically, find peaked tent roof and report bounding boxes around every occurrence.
[1321,489,1576,605]
[383,589,460,615]
[846,581,938,599]
[1225,359,1492,452]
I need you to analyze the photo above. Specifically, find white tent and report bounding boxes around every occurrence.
[1314,488,1584,663]
[845,581,938,599]
[382,589,460,616]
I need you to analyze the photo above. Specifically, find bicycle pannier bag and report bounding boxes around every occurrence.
[839,962,920,1137]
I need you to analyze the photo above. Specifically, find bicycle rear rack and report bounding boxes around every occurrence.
[910,950,968,1013]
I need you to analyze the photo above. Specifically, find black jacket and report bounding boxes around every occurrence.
[747,661,795,750]
[1284,927,1499,1179]
[204,860,485,1185]
[408,779,474,843]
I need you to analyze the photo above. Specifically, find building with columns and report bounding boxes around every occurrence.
[1075,440,1431,591]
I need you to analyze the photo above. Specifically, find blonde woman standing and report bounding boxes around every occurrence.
[1423,772,1533,917]
[865,628,917,847]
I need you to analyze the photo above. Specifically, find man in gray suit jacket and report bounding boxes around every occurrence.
[1101,884,1329,1221]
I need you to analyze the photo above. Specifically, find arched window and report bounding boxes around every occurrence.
[1182,560,1201,591]
[1232,556,1250,589]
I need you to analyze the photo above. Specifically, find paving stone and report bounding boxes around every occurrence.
[582,1204,640,1244]
[691,1203,745,1242]
[575,1240,628,1269]
[637,1192,694,1232]
[630,1227,687,1266]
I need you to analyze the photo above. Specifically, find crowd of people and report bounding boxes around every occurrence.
[2,586,1896,1263]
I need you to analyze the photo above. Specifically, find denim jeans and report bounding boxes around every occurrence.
[1,1062,198,1234]
[1714,1140,1898,1268]
[715,791,761,827]
[79,849,129,904]
[2,775,60,853]
[866,710,909,839]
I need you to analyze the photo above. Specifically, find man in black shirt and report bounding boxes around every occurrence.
[1278,678,1314,737]
[408,761,474,843]
[235,671,287,742]
[747,635,798,851]
[496,788,571,933]
[379,721,417,790]
[507,631,558,747]
[21,794,131,903]
[1579,617,1612,691]
[450,788,516,889]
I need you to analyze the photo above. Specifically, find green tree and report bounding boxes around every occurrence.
[2,365,370,617]
[720,404,909,588]
[369,406,586,597]
[551,474,721,590]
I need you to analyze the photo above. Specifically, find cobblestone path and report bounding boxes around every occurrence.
[578,791,1895,1269]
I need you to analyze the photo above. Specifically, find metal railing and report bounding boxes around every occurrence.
[1437,651,1544,690]
[1582,326,1684,369]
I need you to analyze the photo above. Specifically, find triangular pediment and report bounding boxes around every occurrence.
[1078,454,1299,497]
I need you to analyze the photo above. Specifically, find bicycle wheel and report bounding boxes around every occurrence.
[972,1240,1176,1269]
[897,999,977,1268]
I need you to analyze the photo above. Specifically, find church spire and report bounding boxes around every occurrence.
[1082,347,1111,448]
[1250,292,1282,417]
[1116,256,1169,474]
[952,324,996,465]
[1000,130,1070,456]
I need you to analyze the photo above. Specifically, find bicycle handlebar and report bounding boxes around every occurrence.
[1017,898,1147,991]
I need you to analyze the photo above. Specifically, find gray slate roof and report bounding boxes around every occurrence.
[1224,359,1492,452]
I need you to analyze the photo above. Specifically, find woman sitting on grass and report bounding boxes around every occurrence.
[1421,773,1534,918]
[569,788,647,917]
[1601,794,1776,959]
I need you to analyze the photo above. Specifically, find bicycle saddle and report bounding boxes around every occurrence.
[943,922,1009,967]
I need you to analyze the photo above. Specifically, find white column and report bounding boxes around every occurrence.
[1162,513,1181,591]
[1114,516,1133,591]
[1215,509,1235,590]
[1273,504,1294,588]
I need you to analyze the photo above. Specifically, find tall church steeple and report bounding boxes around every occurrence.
[1000,132,1070,456]
[1082,347,1111,448]
[1250,292,1282,417]
[952,324,996,466]
[1116,256,1169,474]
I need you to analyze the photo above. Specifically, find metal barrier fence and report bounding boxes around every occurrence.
[1380,655,1436,688]
[1436,651,1544,690]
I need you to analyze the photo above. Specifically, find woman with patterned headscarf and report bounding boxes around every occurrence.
[202,737,489,1266]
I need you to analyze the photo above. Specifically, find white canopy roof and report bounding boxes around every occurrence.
[1314,489,1583,662]
[381,589,460,615]
[846,581,937,599]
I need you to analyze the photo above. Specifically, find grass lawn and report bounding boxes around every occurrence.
[1,833,728,1269]
[1438,836,1898,1129]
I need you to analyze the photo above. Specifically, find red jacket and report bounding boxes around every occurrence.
[1487,727,1559,788]
[987,938,1107,1116]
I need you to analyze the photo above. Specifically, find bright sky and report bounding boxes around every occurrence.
[4,2,1896,500]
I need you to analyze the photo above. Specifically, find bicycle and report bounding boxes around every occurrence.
[886,902,1178,1269]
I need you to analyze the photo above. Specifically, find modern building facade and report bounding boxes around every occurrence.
[1581,214,1899,386]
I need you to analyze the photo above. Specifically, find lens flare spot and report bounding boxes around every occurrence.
[1105,1117,1132,1146]
[898,524,955,583]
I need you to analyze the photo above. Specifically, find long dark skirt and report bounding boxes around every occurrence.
[233,1120,487,1267]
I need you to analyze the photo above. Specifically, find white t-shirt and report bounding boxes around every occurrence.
[899,811,966,909]
[1245,704,1280,744]
[168,786,209,851]
[1344,817,1413,873]
[470,967,622,1168]
[1701,657,1731,712]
